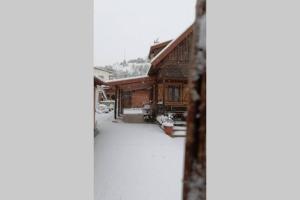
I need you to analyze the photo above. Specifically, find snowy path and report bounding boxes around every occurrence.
[95,112,186,200]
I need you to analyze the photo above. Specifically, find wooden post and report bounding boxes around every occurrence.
[162,79,165,114]
[153,84,156,116]
[183,0,206,200]
[114,86,118,119]
[94,85,96,130]
[118,88,121,116]
[162,79,165,104]
[120,89,123,114]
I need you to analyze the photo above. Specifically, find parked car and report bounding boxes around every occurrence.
[99,100,115,111]
[98,104,109,113]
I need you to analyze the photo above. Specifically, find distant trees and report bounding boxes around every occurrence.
[128,57,146,64]
[95,57,150,80]
[110,58,150,79]
[120,59,128,67]
[104,65,114,71]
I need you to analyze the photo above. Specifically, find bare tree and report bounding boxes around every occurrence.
[183,0,206,200]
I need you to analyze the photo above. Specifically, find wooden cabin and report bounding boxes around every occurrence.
[148,24,194,119]
[103,24,194,120]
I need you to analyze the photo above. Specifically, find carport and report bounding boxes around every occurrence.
[105,76,155,120]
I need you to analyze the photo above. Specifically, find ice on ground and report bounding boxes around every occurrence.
[95,112,186,200]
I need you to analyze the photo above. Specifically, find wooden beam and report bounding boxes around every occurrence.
[162,79,165,106]
[119,83,153,91]
[120,89,123,114]
[120,89,122,115]
[155,81,158,115]
[114,86,118,119]
[106,76,155,86]
[94,86,95,130]
[117,88,121,117]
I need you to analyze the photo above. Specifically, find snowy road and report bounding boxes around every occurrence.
[94,112,186,200]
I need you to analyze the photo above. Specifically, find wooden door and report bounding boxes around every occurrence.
[122,91,132,108]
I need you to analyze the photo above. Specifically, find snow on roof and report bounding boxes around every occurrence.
[148,24,194,74]
[94,76,105,85]
[94,75,102,80]
[150,39,175,64]
[150,40,172,50]
[105,75,149,83]
[94,66,114,73]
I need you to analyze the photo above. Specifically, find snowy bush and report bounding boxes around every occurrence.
[156,115,169,124]
[162,122,174,127]
[157,115,174,128]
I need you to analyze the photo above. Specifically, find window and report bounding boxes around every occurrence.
[167,85,181,102]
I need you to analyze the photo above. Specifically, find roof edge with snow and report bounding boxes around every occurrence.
[147,24,194,75]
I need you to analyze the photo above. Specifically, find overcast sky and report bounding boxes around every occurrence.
[94,0,196,66]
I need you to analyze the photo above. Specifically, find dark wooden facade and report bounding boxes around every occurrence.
[148,24,194,118]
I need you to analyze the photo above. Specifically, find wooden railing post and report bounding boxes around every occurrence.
[117,88,121,116]
[114,86,118,119]
[183,0,206,199]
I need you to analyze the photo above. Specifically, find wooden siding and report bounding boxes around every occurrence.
[158,65,189,80]
[157,84,164,103]
[131,90,150,108]
[183,84,189,103]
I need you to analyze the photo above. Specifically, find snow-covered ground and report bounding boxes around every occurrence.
[123,108,144,114]
[95,112,186,200]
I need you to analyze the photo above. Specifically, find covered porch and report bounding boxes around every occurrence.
[105,76,156,121]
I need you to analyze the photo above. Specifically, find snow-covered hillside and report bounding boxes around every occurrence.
[97,57,151,80]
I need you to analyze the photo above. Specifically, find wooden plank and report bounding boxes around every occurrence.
[106,76,155,86]
[162,79,165,105]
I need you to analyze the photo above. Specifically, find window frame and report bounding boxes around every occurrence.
[165,83,182,103]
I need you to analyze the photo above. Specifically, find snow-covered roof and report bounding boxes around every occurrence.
[149,40,172,50]
[148,24,194,75]
[150,40,175,64]
[106,75,149,83]
[94,76,105,85]
[94,66,114,74]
